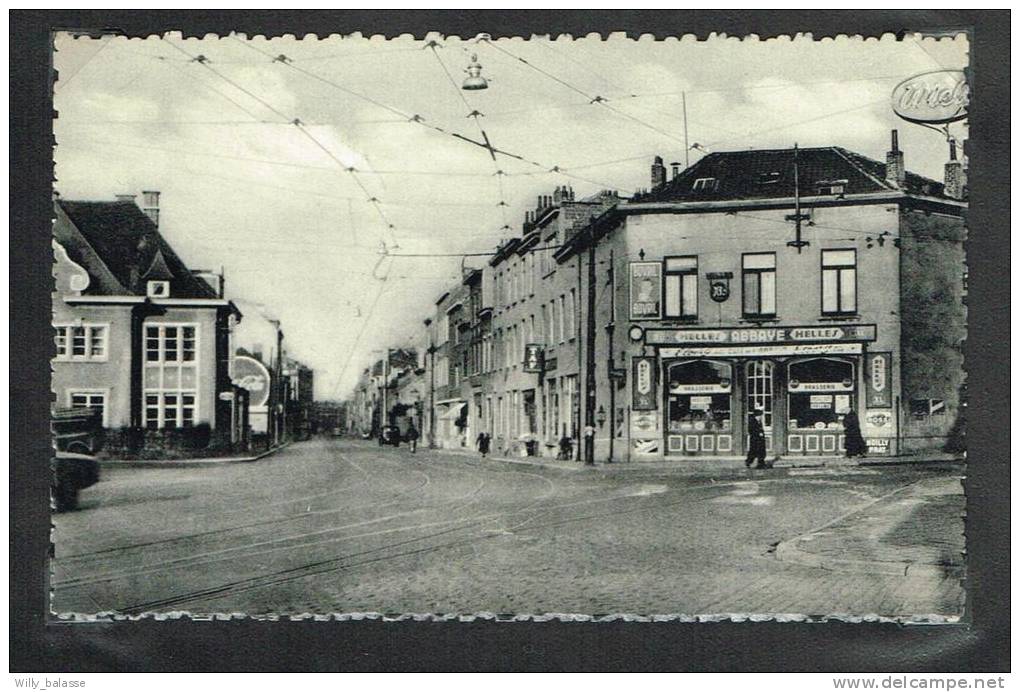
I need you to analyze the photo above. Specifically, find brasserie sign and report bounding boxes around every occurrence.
[644,324,876,346]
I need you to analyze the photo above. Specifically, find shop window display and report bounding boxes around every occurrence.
[666,360,732,433]
[787,358,855,430]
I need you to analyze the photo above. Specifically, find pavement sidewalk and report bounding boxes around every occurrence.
[420,444,963,476]
[97,441,291,469]
[775,474,966,579]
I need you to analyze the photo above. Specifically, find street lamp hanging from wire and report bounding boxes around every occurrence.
[462,54,489,91]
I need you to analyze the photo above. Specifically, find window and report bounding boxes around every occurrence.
[567,289,576,339]
[666,360,733,433]
[147,280,170,298]
[54,324,108,361]
[143,323,199,429]
[664,256,698,319]
[692,177,718,192]
[742,253,777,317]
[815,179,847,195]
[822,249,857,315]
[787,358,855,430]
[68,391,106,426]
[558,295,566,343]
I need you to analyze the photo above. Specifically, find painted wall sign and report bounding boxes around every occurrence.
[523,343,545,373]
[645,324,876,346]
[629,262,662,320]
[632,356,658,411]
[631,411,658,435]
[631,438,660,456]
[867,437,891,455]
[891,70,969,125]
[232,355,271,407]
[660,343,862,358]
[865,351,893,408]
[669,383,731,394]
[789,379,854,392]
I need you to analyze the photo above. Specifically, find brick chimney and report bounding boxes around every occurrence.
[141,190,160,227]
[943,140,966,199]
[885,130,905,187]
[651,155,666,188]
[553,186,564,204]
[670,161,681,179]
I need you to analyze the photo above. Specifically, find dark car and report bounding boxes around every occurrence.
[51,407,103,512]
[378,425,401,447]
[52,451,100,512]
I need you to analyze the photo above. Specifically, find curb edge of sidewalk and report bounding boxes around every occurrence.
[98,441,292,469]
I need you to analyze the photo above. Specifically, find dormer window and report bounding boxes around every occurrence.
[692,177,718,193]
[758,171,782,185]
[147,280,170,298]
[815,179,848,196]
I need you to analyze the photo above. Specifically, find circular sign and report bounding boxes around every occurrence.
[232,355,271,407]
[891,70,969,125]
[628,325,645,342]
[789,379,800,390]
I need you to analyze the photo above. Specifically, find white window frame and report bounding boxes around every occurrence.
[821,249,858,315]
[142,322,200,429]
[53,323,110,362]
[67,388,109,427]
[664,256,699,319]
[147,280,170,298]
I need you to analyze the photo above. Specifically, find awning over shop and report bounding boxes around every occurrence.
[438,402,467,421]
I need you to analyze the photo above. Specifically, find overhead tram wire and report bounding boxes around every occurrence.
[479,39,688,148]
[427,41,512,236]
[227,34,631,196]
[164,38,399,249]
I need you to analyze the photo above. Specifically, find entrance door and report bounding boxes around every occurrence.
[746,360,775,453]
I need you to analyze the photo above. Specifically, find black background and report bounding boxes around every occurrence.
[11,10,1010,672]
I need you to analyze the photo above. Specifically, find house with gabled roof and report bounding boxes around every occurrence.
[52,195,245,454]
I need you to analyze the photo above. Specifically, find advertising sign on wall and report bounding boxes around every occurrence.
[865,352,893,408]
[891,70,969,125]
[645,324,877,346]
[631,411,658,435]
[629,262,662,320]
[632,356,657,410]
[233,355,272,407]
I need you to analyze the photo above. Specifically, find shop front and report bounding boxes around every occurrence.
[644,324,878,459]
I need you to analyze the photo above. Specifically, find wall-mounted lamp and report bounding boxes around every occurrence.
[596,405,607,429]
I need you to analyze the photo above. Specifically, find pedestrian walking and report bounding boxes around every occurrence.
[842,407,867,458]
[476,431,491,458]
[406,423,419,453]
[557,433,573,461]
[745,407,769,469]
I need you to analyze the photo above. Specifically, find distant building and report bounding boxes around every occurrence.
[52,195,246,454]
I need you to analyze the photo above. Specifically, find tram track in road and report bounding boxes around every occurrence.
[53,443,503,590]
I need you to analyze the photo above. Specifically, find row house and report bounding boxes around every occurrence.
[52,194,248,455]
[396,132,965,462]
[565,131,966,461]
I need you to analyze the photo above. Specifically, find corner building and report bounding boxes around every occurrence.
[561,134,966,460]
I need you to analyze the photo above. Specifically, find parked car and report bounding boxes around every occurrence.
[51,407,103,512]
[378,425,401,447]
[52,451,100,512]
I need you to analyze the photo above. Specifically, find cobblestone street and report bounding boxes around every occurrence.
[51,438,965,619]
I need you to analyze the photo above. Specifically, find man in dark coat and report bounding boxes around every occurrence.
[745,407,769,468]
[406,423,419,453]
[842,407,867,458]
[476,431,491,458]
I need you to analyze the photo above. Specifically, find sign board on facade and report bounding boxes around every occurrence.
[631,438,660,456]
[629,262,662,320]
[631,356,658,411]
[631,411,658,435]
[891,70,969,125]
[644,324,877,347]
[523,343,544,373]
[232,355,271,407]
[660,343,863,359]
[669,382,731,394]
[865,352,893,409]
[706,272,732,303]
[867,438,891,455]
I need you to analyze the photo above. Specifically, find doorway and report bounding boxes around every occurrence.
[745,360,775,452]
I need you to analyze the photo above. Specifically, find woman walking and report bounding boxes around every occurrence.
[842,407,867,458]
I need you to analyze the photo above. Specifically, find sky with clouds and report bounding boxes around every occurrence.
[52,31,969,399]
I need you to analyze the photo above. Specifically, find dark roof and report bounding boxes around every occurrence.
[635,146,946,203]
[55,200,217,299]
